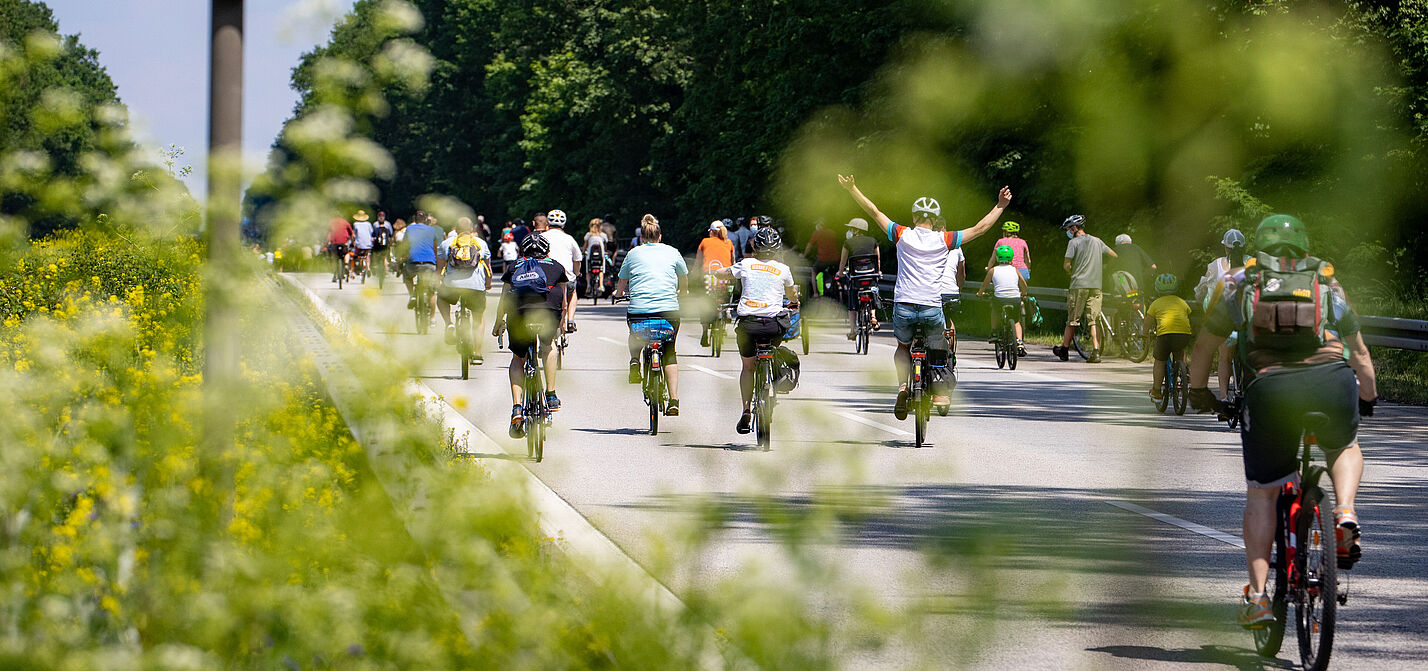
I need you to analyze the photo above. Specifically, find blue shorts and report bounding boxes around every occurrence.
[1018,268,1030,281]
[892,302,947,351]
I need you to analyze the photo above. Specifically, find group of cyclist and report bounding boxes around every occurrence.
[345,173,1380,635]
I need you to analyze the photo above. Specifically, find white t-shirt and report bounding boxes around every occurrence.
[938,246,964,295]
[991,264,1022,298]
[729,257,794,317]
[439,235,491,290]
[541,228,583,281]
[352,221,374,249]
[885,223,963,307]
[499,241,519,261]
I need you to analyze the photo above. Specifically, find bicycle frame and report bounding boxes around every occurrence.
[521,332,549,462]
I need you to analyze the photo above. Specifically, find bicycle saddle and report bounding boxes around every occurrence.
[1302,412,1329,431]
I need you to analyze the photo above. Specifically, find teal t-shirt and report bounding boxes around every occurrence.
[618,242,688,313]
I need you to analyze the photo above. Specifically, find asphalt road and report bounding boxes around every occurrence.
[291,272,1428,670]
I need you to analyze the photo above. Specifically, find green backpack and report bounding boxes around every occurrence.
[1239,252,1335,353]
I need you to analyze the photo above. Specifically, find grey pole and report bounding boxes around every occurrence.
[205,0,242,384]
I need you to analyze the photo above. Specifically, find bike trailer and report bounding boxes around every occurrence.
[632,318,676,342]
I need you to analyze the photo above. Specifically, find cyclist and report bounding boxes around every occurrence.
[838,217,882,339]
[802,219,842,300]
[1195,229,1248,399]
[327,216,354,281]
[985,221,1031,281]
[711,227,799,433]
[398,214,443,317]
[349,209,375,278]
[371,211,393,280]
[976,244,1028,356]
[1187,214,1377,628]
[497,231,518,275]
[1144,273,1192,401]
[613,215,688,415]
[933,218,966,365]
[697,220,737,347]
[838,174,1013,416]
[537,209,583,333]
[1053,215,1118,363]
[1109,233,1157,298]
[493,233,568,437]
[438,217,492,361]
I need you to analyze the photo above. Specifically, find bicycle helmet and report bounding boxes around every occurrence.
[1221,228,1246,249]
[1254,215,1309,257]
[751,226,783,253]
[547,209,567,228]
[1002,221,1020,233]
[519,232,550,258]
[758,215,773,227]
[1154,273,1179,295]
[995,245,1015,263]
[1061,214,1086,230]
[912,197,941,218]
[1114,234,1132,245]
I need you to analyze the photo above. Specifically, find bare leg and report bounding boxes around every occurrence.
[665,364,678,401]
[509,356,524,405]
[543,347,558,392]
[894,342,911,385]
[1244,486,1278,594]
[1061,323,1076,349]
[438,299,453,326]
[1326,444,1364,510]
[740,357,756,409]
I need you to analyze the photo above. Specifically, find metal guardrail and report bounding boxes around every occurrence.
[873,274,1428,351]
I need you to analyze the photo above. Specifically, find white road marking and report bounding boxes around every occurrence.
[837,411,912,437]
[1105,500,1245,548]
[689,364,735,380]
[597,336,625,346]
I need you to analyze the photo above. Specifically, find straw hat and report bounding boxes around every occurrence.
[353,209,370,221]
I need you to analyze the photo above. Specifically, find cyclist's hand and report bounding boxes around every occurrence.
[492,323,505,338]
[1188,387,1218,413]
[837,174,856,191]
[1359,396,1377,417]
[997,185,1013,208]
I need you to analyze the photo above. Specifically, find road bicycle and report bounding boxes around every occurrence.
[1154,354,1190,415]
[906,336,932,448]
[1250,411,1344,671]
[992,301,1020,370]
[633,318,676,435]
[453,296,479,379]
[518,323,551,462]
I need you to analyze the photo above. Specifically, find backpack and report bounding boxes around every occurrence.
[1240,253,1334,353]
[509,257,550,296]
[448,233,481,269]
[773,345,801,393]
[372,224,392,250]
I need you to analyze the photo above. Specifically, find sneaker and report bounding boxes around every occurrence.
[1088,350,1102,363]
[545,391,561,412]
[407,297,416,310]
[1052,345,1069,361]
[666,399,680,416]
[566,321,577,334]
[893,385,910,420]
[1149,387,1163,401]
[736,411,753,434]
[1237,585,1275,629]
[509,405,526,439]
[847,330,856,341]
[1335,507,1362,569]
[471,354,483,365]
[628,360,642,384]
[933,394,951,407]
[445,324,456,344]
[1016,340,1027,357]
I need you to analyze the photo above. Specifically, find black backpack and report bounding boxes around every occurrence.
[372,224,392,250]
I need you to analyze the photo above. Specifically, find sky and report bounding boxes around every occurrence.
[45,0,359,199]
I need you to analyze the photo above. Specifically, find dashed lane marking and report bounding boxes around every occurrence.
[1105,500,1245,548]
[689,364,736,380]
[836,411,912,437]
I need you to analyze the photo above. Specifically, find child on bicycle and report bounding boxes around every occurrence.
[976,245,1028,356]
[1144,273,1192,401]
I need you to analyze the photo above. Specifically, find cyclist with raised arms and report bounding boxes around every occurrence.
[493,233,569,437]
[711,227,800,433]
[1188,214,1377,629]
[838,174,1012,416]
[614,214,688,415]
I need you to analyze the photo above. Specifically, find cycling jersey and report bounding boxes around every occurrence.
[884,222,963,308]
[729,257,794,317]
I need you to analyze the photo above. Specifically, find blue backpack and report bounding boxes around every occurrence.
[510,258,550,296]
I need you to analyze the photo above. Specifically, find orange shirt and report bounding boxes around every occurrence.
[698,236,735,272]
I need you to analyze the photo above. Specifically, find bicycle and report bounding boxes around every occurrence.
[1249,411,1344,671]
[453,297,478,380]
[632,318,676,435]
[906,336,932,448]
[847,272,879,355]
[518,323,551,462]
[1154,355,1190,415]
[708,281,735,358]
[586,253,607,305]
[554,330,568,370]
[992,301,1020,370]
[412,266,436,335]
[1072,297,1149,362]
[751,341,778,451]
[330,243,348,288]
[352,248,370,284]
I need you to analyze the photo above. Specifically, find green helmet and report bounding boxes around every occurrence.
[1002,221,1020,233]
[995,244,1015,263]
[1154,273,1179,295]
[1255,214,1309,257]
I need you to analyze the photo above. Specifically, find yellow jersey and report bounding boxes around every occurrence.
[1147,295,1192,336]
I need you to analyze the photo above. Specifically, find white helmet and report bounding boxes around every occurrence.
[547,209,567,227]
[1115,234,1132,245]
[912,197,941,218]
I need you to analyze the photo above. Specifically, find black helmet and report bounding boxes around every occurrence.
[758,215,773,227]
[751,227,783,252]
[519,232,550,258]
[1061,214,1086,230]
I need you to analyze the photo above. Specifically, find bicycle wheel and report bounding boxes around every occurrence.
[914,389,928,448]
[1072,323,1091,360]
[1253,502,1289,657]
[1172,364,1189,415]
[995,340,1006,369]
[414,295,429,335]
[1007,338,1018,370]
[1295,485,1337,671]
[556,336,565,370]
[1155,361,1171,413]
[647,374,662,436]
[1123,314,1149,363]
[754,366,772,451]
[335,257,344,289]
[712,321,723,358]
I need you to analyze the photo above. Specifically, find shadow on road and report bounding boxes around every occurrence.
[1087,644,1292,669]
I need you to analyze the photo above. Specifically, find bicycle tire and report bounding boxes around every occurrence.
[754,364,772,450]
[1007,339,1018,370]
[1124,312,1150,362]
[335,257,344,289]
[1172,365,1189,415]
[1155,361,1172,413]
[648,373,662,436]
[995,341,1006,369]
[557,338,564,370]
[1253,496,1290,657]
[1072,323,1091,360]
[1295,485,1337,671]
[914,392,928,448]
